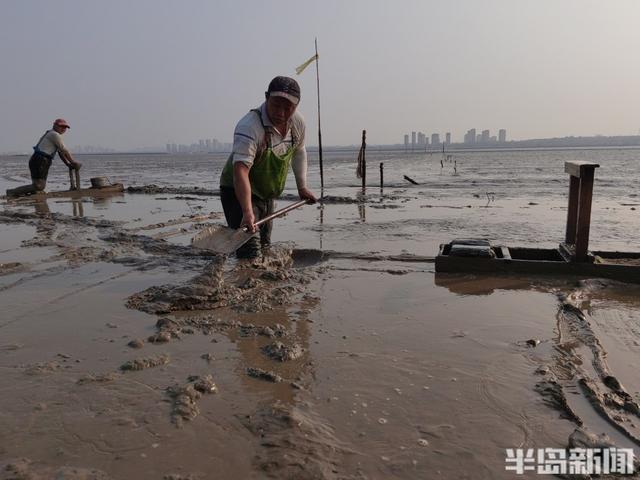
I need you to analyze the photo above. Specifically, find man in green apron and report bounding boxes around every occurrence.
[219,76,316,257]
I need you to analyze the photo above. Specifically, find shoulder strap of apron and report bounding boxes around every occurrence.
[34,130,49,150]
[250,108,272,149]
[33,130,56,158]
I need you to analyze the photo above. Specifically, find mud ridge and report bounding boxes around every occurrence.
[126,185,217,196]
[535,280,640,447]
[120,354,170,372]
[238,401,360,479]
[126,247,315,315]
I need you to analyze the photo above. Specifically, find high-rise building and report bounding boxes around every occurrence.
[404,134,409,150]
[431,133,440,146]
[498,129,506,143]
[411,132,416,150]
[445,132,451,145]
[464,128,476,144]
[166,143,171,153]
[481,130,490,143]
[417,132,425,145]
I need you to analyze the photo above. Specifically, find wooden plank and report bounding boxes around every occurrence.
[564,161,599,178]
[14,183,124,200]
[403,175,420,185]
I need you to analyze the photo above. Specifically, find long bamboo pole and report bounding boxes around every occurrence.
[315,38,324,195]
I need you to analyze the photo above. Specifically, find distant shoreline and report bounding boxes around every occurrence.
[4,142,640,157]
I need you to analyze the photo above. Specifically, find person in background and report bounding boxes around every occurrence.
[219,76,316,257]
[6,118,81,197]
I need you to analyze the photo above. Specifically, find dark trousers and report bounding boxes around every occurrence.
[29,152,53,181]
[6,153,51,197]
[220,187,274,257]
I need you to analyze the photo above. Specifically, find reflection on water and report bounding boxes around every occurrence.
[434,272,525,296]
[72,199,84,217]
[33,199,50,215]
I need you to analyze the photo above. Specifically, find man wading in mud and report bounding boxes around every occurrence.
[219,76,316,257]
[6,118,82,197]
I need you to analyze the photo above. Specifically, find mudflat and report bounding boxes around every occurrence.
[1,149,639,479]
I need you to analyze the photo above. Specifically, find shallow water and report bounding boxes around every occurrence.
[1,149,639,479]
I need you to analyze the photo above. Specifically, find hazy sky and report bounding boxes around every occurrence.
[2,0,640,151]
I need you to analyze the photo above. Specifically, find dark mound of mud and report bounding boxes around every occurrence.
[280,193,360,205]
[127,185,217,196]
[126,258,234,314]
[167,374,218,427]
[246,367,283,383]
[0,458,113,480]
[76,372,119,385]
[0,262,25,276]
[262,341,304,362]
[127,248,314,315]
[24,361,62,375]
[120,354,169,372]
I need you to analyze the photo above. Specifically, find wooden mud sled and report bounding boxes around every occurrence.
[436,161,640,284]
[6,175,124,200]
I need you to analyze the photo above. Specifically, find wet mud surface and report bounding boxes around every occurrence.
[532,279,640,455]
[1,150,640,478]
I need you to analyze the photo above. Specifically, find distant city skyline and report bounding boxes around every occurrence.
[165,138,232,154]
[405,128,505,149]
[1,130,639,156]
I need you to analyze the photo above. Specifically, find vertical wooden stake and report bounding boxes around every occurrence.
[563,161,599,262]
[575,168,596,261]
[379,162,384,190]
[361,130,366,190]
[565,176,580,244]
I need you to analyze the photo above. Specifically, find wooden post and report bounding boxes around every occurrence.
[68,168,76,190]
[74,169,80,190]
[575,167,596,261]
[565,176,580,244]
[563,161,599,262]
[361,130,366,190]
[379,162,384,189]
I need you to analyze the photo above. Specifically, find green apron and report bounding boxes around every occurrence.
[220,109,297,200]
